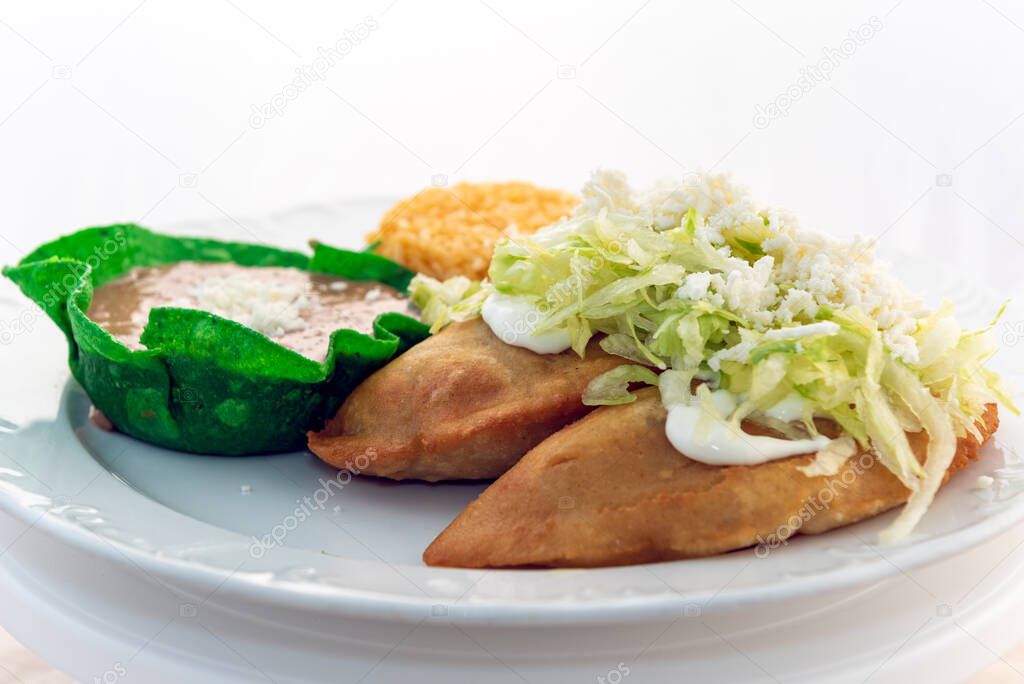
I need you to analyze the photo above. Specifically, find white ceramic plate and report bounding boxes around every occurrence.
[1,199,1023,628]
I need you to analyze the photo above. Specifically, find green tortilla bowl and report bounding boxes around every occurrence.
[3,224,429,455]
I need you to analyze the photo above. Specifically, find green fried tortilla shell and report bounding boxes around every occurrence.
[3,224,429,455]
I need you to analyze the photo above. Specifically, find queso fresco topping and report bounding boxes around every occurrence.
[476,170,926,364]
[410,169,1015,543]
[88,261,412,360]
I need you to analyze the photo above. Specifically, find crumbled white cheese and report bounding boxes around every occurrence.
[644,173,745,231]
[364,287,382,302]
[775,288,818,325]
[719,256,777,327]
[706,200,760,245]
[677,272,718,304]
[707,330,758,371]
[579,169,636,215]
[584,170,927,364]
[797,435,858,477]
[972,475,995,490]
[191,275,309,338]
[328,280,349,292]
[765,229,923,362]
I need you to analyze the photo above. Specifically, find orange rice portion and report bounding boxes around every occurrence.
[367,182,579,280]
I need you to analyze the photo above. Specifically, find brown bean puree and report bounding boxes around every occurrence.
[87,261,415,360]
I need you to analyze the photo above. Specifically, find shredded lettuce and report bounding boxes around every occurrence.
[582,365,660,405]
[409,170,1016,543]
[878,361,957,543]
[659,369,697,407]
[410,275,488,333]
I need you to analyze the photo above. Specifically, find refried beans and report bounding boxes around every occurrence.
[86,261,416,360]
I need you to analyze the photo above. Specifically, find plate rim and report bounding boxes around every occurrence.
[1,379,1022,626]
[2,199,1023,626]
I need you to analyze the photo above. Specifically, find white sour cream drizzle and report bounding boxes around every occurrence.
[760,393,809,423]
[664,390,831,466]
[481,293,572,354]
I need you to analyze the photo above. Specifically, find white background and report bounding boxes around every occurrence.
[1,1,1024,681]
[0,0,1023,298]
